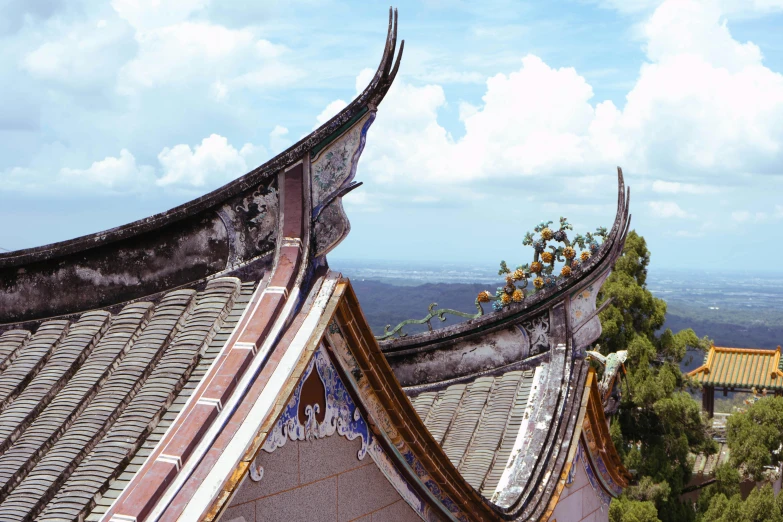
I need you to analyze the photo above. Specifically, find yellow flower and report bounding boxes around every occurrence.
[501,293,511,305]
[512,269,526,280]
[530,261,543,273]
[534,277,544,289]
[477,291,492,303]
[541,252,554,264]
[561,266,572,277]
[541,228,553,240]
[563,247,576,259]
[571,260,580,269]
[580,251,591,262]
[512,289,524,302]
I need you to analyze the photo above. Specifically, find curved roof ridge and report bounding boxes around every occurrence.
[0,8,403,269]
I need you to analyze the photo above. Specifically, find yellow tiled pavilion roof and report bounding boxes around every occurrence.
[688,345,783,391]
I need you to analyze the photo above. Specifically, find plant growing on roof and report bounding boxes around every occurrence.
[477,217,608,311]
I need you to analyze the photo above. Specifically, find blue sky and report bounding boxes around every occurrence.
[2,0,783,272]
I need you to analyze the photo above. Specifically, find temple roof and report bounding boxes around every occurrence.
[691,442,730,477]
[409,369,536,497]
[689,345,783,391]
[0,9,634,521]
[377,170,631,520]
[0,277,252,520]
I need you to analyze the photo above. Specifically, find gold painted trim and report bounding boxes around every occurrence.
[203,277,343,522]
[539,365,594,521]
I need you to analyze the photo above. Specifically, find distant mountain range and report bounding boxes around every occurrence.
[333,259,783,350]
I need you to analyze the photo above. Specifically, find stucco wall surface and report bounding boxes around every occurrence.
[548,453,608,522]
[221,432,421,522]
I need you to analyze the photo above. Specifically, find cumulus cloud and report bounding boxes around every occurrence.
[157,134,267,188]
[118,22,302,95]
[61,149,156,191]
[337,0,783,213]
[315,100,348,128]
[21,19,134,90]
[2,134,269,195]
[648,201,692,219]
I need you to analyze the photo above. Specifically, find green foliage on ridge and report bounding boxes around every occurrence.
[726,396,783,481]
[699,484,783,522]
[599,231,713,522]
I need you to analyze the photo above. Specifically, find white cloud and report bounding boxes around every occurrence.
[315,100,348,127]
[60,149,156,191]
[3,133,270,195]
[255,39,287,59]
[157,134,267,188]
[21,19,133,90]
[648,201,691,218]
[337,0,783,206]
[118,22,303,95]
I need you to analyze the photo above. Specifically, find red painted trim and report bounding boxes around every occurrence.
[105,164,305,522]
[159,275,324,521]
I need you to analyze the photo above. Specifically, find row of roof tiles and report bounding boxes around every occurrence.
[410,369,536,497]
[0,277,252,520]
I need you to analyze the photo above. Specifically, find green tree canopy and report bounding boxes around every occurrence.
[726,396,783,481]
[598,231,713,522]
[609,497,661,522]
[700,485,783,522]
[695,462,740,517]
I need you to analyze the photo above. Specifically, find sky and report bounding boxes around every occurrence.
[1,0,783,272]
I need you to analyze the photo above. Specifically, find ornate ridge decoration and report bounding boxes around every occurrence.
[479,217,608,311]
[375,217,607,340]
[312,112,375,215]
[312,112,376,258]
[326,295,483,522]
[578,442,614,507]
[587,350,628,400]
[521,313,550,355]
[255,345,371,466]
[375,302,486,341]
[216,178,279,269]
[250,344,433,521]
[580,367,632,499]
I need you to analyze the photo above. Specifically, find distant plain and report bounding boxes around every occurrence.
[331,259,783,353]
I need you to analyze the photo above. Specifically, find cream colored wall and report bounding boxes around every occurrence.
[220,433,421,522]
[548,453,609,522]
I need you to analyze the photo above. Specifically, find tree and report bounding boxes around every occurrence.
[695,462,740,518]
[726,396,783,481]
[598,231,713,522]
[700,485,783,522]
[609,497,661,522]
